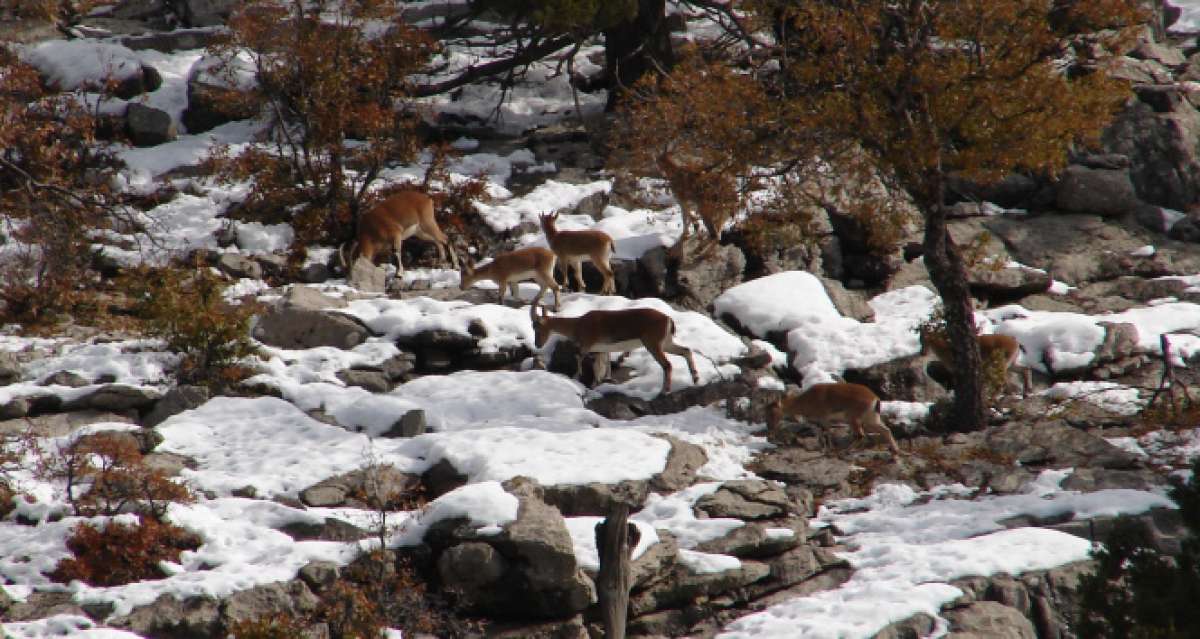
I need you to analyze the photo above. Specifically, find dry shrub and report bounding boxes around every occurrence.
[131,265,258,389]
[0,48,130,326]
[49,515,201,587]
[34,431,194,518]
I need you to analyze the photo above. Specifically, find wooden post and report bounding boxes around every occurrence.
[595,501,640,639]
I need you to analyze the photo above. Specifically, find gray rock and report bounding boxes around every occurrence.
[216,253,262,280]
[182,57,258,133]
[819,276,875,322]
[0,409,137,437]
[968,264,1051,301]
[282,285,346,310]
[1,591,85,622]
[121,29,219,53]
[844,355,946,404]
[944,601,1037,639]
[874,613,937,639]
[629,560,771,617]
[175,0,238,26]
[337,368,391,394]
[70,384,162,412]
[348,257,387,293]
[42,370,89,387]
[381,409,426,438]
[299,262,330,284]
[694,479,796,521]
[437,541,509,593]
[142,385,209,428]
[675,241,746,311]
[380,352,417,382]
[220,580,320,628]
[1054,166,1139,217]
[142,451,195,476]
[694,522,802,559]
[1102,98,1200,210]
[1131,40,1187,67]
[113,594,221,637]
[297,561,340,593]
[299,484,348,508]
[252,307,371,350]
[436,489,596,619]
[650,435,708,493]
[985,420,1141,470]
[279,517,368,542]
[0,398,31,420]
[0,351,21,385]
[541,479,649,517]
[125,103,176,147]
[752,448,855,497]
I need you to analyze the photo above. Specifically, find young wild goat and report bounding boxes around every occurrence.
[531,305,699,394]
[767,382,902,455]
[339,190,459,273]
[538,212,616,295]
[459,247,560,311]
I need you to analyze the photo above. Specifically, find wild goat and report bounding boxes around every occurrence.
[460,247,560,311]
[538,212,616,295]
[767,382,902,455]
[918,327,1031,397]
[339,190,459,273]
[531,305,699,394]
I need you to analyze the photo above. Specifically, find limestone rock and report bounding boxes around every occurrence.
[125,102,176,146]
[252,307,371,350]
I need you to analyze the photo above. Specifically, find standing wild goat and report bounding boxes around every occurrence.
[531,305,699,394]
[767,382,902,455]
[538,212,616,295]
[339,190,459,273]
[460,246,561,311]
[918,327,1031,397]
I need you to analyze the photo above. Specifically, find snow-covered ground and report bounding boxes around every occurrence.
[2,20,1198,639]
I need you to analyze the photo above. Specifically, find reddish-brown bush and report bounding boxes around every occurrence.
[49,516,201,587]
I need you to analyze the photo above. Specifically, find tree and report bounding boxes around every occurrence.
[0,47,130,323]
[205,0,433,254]
[419,0,674,109]
[760,0,1141,431]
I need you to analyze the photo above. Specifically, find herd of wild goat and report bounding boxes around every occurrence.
[333,185,1035,459]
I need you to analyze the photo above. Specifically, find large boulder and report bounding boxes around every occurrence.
[432,485,595,620]
[252,307,371,350]
[943,601,1037,639]
[1054,165,1140,217]
[112,594,222,637]
[1102,98,1200,210]
[182,55,257,134]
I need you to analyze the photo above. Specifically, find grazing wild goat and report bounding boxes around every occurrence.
[339,190,459,273]
[918,326,1031,397]
[460,246,561,311]
[538,212,616,295]
[767,382,902,455]
[531,305,699,394]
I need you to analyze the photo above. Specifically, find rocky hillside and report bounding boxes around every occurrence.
[3,1,1200,638]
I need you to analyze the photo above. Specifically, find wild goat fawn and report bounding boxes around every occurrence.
[767,382,902,455]
[918,327,1031,397]
[538,212,616,295]
[340,190,459,273]
[531,305,699,394]
[460,247,561,311]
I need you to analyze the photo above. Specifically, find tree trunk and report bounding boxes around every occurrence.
[922,199,986,432]
[603,0,672,111]
[595,502,638,639]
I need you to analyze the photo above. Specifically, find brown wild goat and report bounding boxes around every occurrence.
[531,306,699,394]
[918,327,1031,397]
[460,247,560,311]
[767,382,902,455]
[538,212,616,295]
[339,190,459,273]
